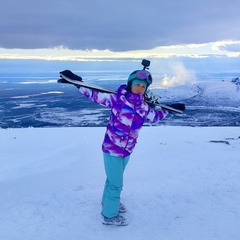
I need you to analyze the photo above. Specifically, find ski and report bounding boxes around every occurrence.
[148,102,184,114]
[59,73,116,93]
[58,74,184,114]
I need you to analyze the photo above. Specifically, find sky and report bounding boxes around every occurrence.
[1,0,240,61]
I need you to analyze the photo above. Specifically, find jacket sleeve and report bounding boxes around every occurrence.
[78,87,114,108]
[145,105,169,123]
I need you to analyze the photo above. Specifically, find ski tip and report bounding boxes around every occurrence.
[57,78,71,84]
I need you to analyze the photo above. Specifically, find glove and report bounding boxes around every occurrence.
[60,70,83,82]
[58,70,83,88]
[168,103,186,112]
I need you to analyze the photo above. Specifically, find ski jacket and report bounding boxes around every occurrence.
[79,84,168,157]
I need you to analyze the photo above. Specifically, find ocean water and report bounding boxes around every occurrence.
[1,66,240,128]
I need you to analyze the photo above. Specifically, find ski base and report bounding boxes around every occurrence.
[58,74,184,114]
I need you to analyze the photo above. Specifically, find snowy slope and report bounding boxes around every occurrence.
[0,126,240,240]
[151,79,240,106]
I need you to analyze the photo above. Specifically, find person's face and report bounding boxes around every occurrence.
[131,83,146,95]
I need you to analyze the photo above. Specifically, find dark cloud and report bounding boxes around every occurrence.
[216,43,240,52]
[1,0,240,51]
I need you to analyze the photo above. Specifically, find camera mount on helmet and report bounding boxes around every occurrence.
[141,59,151,70]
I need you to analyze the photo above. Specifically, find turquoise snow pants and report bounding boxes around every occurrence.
[101,153,130,218]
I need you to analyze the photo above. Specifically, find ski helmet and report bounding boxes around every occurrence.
[126,70,152,92]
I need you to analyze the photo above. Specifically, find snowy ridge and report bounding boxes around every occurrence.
[0,126,240,240]
[151,79,240,106]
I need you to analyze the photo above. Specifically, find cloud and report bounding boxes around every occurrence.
[158,62,197,88]
[213,41,240,53]
[1,0,240,51]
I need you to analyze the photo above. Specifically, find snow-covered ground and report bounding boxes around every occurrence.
[152,79,240,105]
[0,126,240,240]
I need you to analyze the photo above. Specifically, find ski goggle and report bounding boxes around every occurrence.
[128,70,152,86]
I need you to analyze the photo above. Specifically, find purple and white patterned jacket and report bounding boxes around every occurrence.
[79,84,168,157]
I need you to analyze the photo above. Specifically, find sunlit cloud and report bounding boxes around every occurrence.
[151,62,197,88]
[1,41,240,61]
[212,41,240,57]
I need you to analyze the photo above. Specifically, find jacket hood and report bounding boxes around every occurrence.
[117,84,145,106]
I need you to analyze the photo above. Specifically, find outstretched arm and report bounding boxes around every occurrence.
[145,106,169,123]
[59,70,114,108]
[78,87,114,108]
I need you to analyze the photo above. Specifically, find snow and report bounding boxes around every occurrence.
[151,79,240,104]
[0,126,240,240]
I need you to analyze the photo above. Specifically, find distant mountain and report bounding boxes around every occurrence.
[153,79,240,107]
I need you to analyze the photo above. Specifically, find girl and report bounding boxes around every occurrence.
[60,68,170,226]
